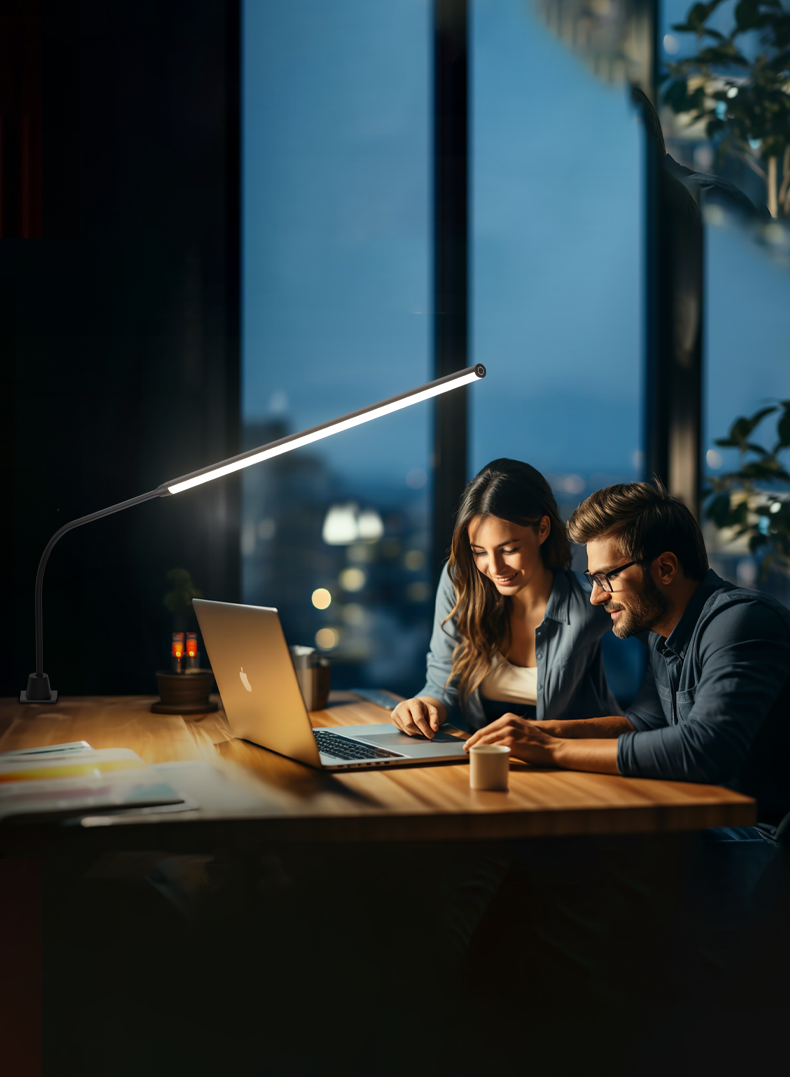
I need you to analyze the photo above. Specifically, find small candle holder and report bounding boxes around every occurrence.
[185,632,200,672]
[171,632,185,673]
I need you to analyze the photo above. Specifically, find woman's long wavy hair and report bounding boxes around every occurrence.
[444,459,571,703]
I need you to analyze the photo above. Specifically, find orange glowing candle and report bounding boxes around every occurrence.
[172,632,185,659]
[186,633,198,658]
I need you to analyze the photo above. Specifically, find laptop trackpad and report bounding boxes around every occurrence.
[361,731,462,748]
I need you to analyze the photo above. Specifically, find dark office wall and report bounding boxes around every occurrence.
[0,0,43,238]
[2,0,240,697]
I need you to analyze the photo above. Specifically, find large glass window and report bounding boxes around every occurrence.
[242,0,432,693]
[471,0,644,701]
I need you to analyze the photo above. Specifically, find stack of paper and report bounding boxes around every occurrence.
[0,742,196,821]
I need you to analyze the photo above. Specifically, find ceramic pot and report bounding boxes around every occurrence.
[151,670,218,714]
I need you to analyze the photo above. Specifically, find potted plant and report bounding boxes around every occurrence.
[152,568,217,715]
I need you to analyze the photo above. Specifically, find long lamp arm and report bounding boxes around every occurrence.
[22,363,486,703]
[163,364,486,494]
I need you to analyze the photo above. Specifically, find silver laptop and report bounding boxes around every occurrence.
[192,599,468,770]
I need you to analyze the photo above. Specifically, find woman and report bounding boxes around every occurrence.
[392,458,620,738]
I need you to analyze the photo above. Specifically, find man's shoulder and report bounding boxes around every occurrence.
[702,575,790,626]
[697,574,790,643]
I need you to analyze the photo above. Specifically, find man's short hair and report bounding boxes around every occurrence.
[567,479,709,581]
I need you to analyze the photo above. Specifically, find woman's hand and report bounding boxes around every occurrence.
[463,713,560,766]
[391,696,447,739]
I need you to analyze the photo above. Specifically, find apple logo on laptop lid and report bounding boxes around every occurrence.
[239,668,252,692]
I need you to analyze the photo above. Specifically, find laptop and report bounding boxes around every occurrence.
[192,599,468,770]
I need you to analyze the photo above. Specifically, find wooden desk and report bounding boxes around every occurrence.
[0,692,755,855]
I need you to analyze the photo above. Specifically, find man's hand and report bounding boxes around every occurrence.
[391,697,447,739]
[463,714,560,766]
[463,714,623,774]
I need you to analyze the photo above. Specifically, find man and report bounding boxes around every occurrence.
[463,479,790,1000]
[464,479,790,831]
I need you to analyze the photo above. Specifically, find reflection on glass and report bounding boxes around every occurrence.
[660,0,790,605]
[702,220,790,604]
[661,0,789,220]
[242,0,431,694]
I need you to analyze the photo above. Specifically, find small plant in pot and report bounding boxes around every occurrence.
[151,568,218,715]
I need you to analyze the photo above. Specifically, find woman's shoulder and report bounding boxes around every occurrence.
[434,562,459,610]
[555,569,608,629]
[563,568,592,598]
[437,561,455,593]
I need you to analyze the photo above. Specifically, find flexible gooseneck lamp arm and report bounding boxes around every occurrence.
[21,364,486,703]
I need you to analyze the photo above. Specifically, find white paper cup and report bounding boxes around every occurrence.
[469,744,511,791]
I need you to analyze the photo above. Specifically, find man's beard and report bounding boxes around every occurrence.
[605,568,668,639]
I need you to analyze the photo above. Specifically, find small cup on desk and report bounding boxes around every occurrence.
[469,744,511,791]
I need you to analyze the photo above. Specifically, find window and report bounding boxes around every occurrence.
[471,0,644,701]
[242,0,432,693]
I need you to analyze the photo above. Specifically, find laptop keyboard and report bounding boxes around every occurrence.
[313,728,403,761]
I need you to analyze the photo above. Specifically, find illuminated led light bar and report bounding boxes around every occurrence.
[165,364,486,495]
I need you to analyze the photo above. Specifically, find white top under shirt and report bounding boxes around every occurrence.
[479,652,538,705]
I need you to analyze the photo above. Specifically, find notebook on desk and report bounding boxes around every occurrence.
[192,598,468,770]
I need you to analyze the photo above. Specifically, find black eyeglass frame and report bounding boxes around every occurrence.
[583,560,643,593]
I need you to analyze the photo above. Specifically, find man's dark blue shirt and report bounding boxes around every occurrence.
[617,570,790,823]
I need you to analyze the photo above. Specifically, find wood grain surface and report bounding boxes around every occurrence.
[0,692,756,852]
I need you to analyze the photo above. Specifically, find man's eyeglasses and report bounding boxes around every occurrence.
[583,560,641,594]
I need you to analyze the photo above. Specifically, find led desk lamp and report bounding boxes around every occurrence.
[21,363,486,703]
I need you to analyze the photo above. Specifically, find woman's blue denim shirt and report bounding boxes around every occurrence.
[417,564,621,731]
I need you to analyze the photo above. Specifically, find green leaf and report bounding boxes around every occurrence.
[744,442,770,457]
[664,79,695,113]
[686,3,712,30]
[693,37,750,64]
[767,51,790,74]
[777,409,790,447]
[739,460,790,481]
[707,493,736,527]
[688,85,707,111]
[715,471,758,488]
[728,406,777,445]
[735,1,760,32]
